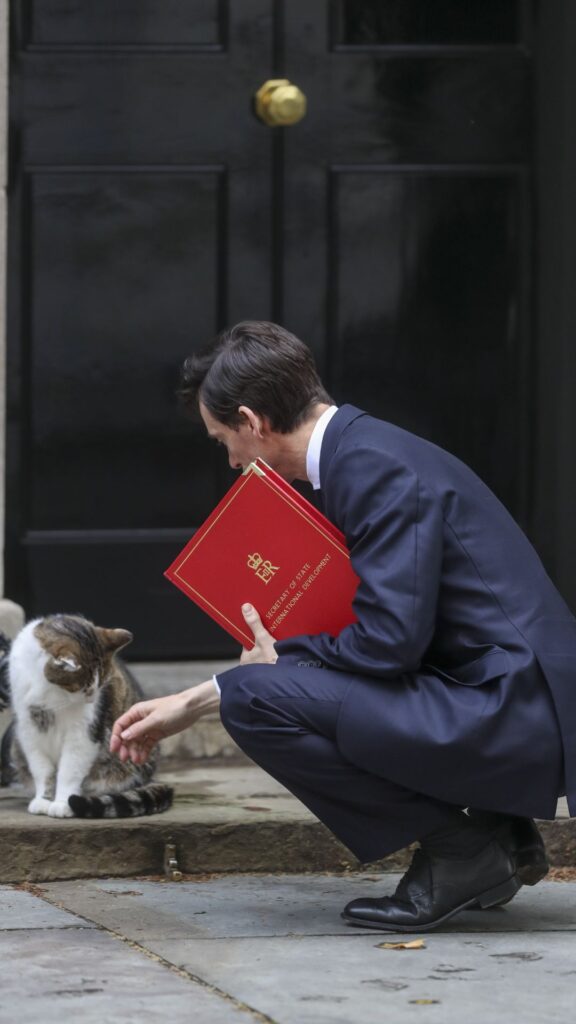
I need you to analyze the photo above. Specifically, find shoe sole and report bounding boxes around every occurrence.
[341,874,523,933]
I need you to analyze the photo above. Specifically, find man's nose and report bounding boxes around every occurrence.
[229,453,242,470]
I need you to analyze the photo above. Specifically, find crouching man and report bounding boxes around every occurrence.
[111,321,575,932]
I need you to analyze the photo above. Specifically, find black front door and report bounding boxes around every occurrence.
[7,1,534,658]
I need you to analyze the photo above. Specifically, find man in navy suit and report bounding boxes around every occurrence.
[111,321,575,932]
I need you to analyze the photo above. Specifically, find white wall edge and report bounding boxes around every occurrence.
[0,0,8,600]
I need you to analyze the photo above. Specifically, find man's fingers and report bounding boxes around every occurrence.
[110,704,155,755]
[117,743,131,763]
[111,705,144,742]
[114,736,156,765]
[128,737,156,765]
[119,716,155,743]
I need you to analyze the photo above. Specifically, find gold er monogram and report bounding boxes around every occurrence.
[247,552,279,584]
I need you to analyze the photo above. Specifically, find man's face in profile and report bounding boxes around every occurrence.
[199,401,265,471]
[199,401,297,481]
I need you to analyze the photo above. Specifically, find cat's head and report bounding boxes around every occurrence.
[33,615,133,695]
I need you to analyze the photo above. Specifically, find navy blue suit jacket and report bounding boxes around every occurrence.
[275,406,576,818]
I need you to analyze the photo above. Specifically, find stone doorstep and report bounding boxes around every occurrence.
[0,762,374,885]
[0,761,574,885]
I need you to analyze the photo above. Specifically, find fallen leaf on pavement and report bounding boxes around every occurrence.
[549,867,576,882]
[376,939,426,950]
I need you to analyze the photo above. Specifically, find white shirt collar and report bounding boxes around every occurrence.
[306,406,338,489]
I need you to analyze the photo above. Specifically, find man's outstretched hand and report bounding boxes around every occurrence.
[109,682,219,765]
[240,603,278,665]
[110,606,276,765]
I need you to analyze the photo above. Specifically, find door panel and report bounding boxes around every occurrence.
[7,0,535,657]
[28,170,224,530]
[283,0,532,518]
[27,0,225,48]
[331,0,520,46]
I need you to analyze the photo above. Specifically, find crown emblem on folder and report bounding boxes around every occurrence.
[247,552,279,584]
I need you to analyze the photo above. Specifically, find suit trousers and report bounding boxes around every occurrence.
[218,662,469,862]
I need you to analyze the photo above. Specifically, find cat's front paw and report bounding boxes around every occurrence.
[47,800,74,818]
[28,796,52,815]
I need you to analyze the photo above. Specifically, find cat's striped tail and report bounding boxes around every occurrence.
[68,783,173,818]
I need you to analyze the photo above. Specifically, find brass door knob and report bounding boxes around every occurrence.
[255,79,307,127]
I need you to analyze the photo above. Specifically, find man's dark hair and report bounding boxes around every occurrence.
[179,321,333,433]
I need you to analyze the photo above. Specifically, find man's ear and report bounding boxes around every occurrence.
[238,406,268,437]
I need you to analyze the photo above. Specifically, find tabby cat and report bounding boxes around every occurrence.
[3,614,173,818]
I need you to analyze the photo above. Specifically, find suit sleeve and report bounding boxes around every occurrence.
[274,445,444,678]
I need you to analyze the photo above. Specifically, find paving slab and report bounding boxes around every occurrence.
[0,927,248,1024]
[149,932,575,1024]
[0,885,95,930]
[41,874,576,938]
[152,932,576,1024]
[33,874,576,1024]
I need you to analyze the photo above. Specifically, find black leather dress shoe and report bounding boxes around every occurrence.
[341,839,522,932]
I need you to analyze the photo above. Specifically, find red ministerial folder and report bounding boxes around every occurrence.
[164,461,359,648]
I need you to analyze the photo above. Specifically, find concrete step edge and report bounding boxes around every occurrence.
[0,808,573,885]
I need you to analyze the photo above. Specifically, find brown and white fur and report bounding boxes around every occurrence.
[5,615,173,818]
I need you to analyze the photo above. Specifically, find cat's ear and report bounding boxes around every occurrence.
[98,628,133,654]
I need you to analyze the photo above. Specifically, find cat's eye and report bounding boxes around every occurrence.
[53,656,80,672]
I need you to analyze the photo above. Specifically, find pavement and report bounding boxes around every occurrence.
[3,872,576,1024]
[2,755,575,1024]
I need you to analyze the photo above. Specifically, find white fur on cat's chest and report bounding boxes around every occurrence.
[8,620,101,816]
[9,619,98,728]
